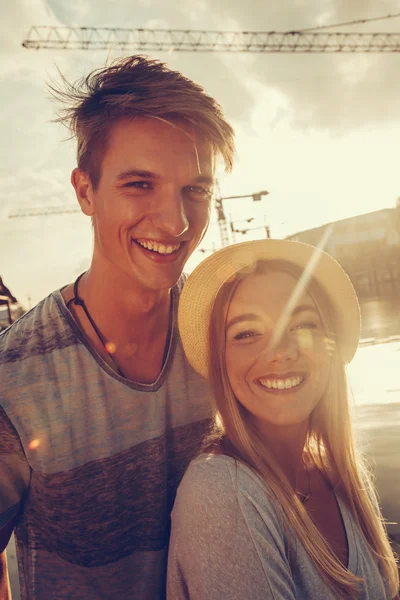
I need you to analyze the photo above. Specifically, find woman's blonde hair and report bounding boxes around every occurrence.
[207,259,398,599]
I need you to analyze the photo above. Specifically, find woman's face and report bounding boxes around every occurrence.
[225,271,333,432]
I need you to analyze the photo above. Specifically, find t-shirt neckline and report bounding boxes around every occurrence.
[52,283,179,393]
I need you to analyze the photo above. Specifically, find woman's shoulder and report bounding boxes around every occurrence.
[171,453,287,558]
[181,453,264,491]
[176,453,280,521]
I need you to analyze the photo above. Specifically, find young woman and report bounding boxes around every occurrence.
[167,239,399,599]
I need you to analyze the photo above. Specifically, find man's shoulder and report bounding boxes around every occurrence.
[0,289,75,367]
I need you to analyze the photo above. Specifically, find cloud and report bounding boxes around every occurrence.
[204,0,400,131]
[6,0,400,134]
[0,167,73,219]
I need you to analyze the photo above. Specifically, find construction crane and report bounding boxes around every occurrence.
[8,206,80,218]
[214,182,231,247]
[215,190,269,246]
[22,26,400,52]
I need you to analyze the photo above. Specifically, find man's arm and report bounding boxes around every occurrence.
[0,552,10,600]
[0,517,17,555]
[0,510,19,599]
[0,405,30,599]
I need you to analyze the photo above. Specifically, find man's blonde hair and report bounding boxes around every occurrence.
[51,55,235,188]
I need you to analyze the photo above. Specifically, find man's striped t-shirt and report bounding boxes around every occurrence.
[0,276,212,599]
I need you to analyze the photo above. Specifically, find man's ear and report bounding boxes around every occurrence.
[71,169,95,216]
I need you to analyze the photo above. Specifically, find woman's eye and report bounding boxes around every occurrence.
[291,321,318,331]
[233,330,261,341]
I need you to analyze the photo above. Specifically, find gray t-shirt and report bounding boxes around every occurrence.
[167,454,390,599]
[0,276,212,599]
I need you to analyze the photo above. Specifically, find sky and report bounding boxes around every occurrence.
[2,0,400,306]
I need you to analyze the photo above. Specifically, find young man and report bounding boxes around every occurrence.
[0,56,234,599]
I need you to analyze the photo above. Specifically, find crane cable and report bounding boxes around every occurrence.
[296,11,400,33]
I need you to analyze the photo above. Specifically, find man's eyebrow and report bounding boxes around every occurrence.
[117,169,158,181]
[116,171,215,185]
[193,175,215,185]
[226,313,262,331]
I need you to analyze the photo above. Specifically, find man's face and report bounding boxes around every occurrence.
[74,118,215,293]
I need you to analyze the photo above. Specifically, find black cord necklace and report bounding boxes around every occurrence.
[66,272,126,377]
[66,272,173,380]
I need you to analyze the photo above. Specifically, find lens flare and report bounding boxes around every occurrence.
[105,342,117,354]
[268,225,333,354]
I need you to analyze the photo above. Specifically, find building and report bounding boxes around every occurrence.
[287,203,400,301]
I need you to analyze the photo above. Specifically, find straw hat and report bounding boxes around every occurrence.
[178,239,361,378]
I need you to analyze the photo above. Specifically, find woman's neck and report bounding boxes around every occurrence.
[256,420,309,488]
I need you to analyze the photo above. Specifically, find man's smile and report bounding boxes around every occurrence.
[134,238,182,255]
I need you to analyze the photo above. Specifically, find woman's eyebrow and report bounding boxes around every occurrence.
[226,313,262,332]
[226,305,318,333]
[291,304,318,317]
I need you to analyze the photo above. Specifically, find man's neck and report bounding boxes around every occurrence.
[79,263,172,343]
[61,262,175,382]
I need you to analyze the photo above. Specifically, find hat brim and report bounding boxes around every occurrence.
[178,239,361,378]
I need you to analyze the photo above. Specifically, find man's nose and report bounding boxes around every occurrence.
[152,190,189,238]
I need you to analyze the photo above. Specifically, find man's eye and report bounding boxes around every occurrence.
[124,181,152,189]
[186,186,212,199]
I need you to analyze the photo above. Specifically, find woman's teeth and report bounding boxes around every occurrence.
[258,376,304,390]
[135,239,181,255]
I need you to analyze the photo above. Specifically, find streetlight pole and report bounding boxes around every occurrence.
[230,217,271,240]
[214,190,269,247]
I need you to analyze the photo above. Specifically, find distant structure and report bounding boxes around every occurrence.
[287,203,400,301]
[0,276,18,304]
[0,277,23,330]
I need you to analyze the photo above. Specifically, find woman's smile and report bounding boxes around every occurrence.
[256,372,307,392]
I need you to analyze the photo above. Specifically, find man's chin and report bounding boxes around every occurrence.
[133,269,184,294]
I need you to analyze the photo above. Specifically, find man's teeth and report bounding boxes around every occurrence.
[259,376,304,390]
[136,240,181,255]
